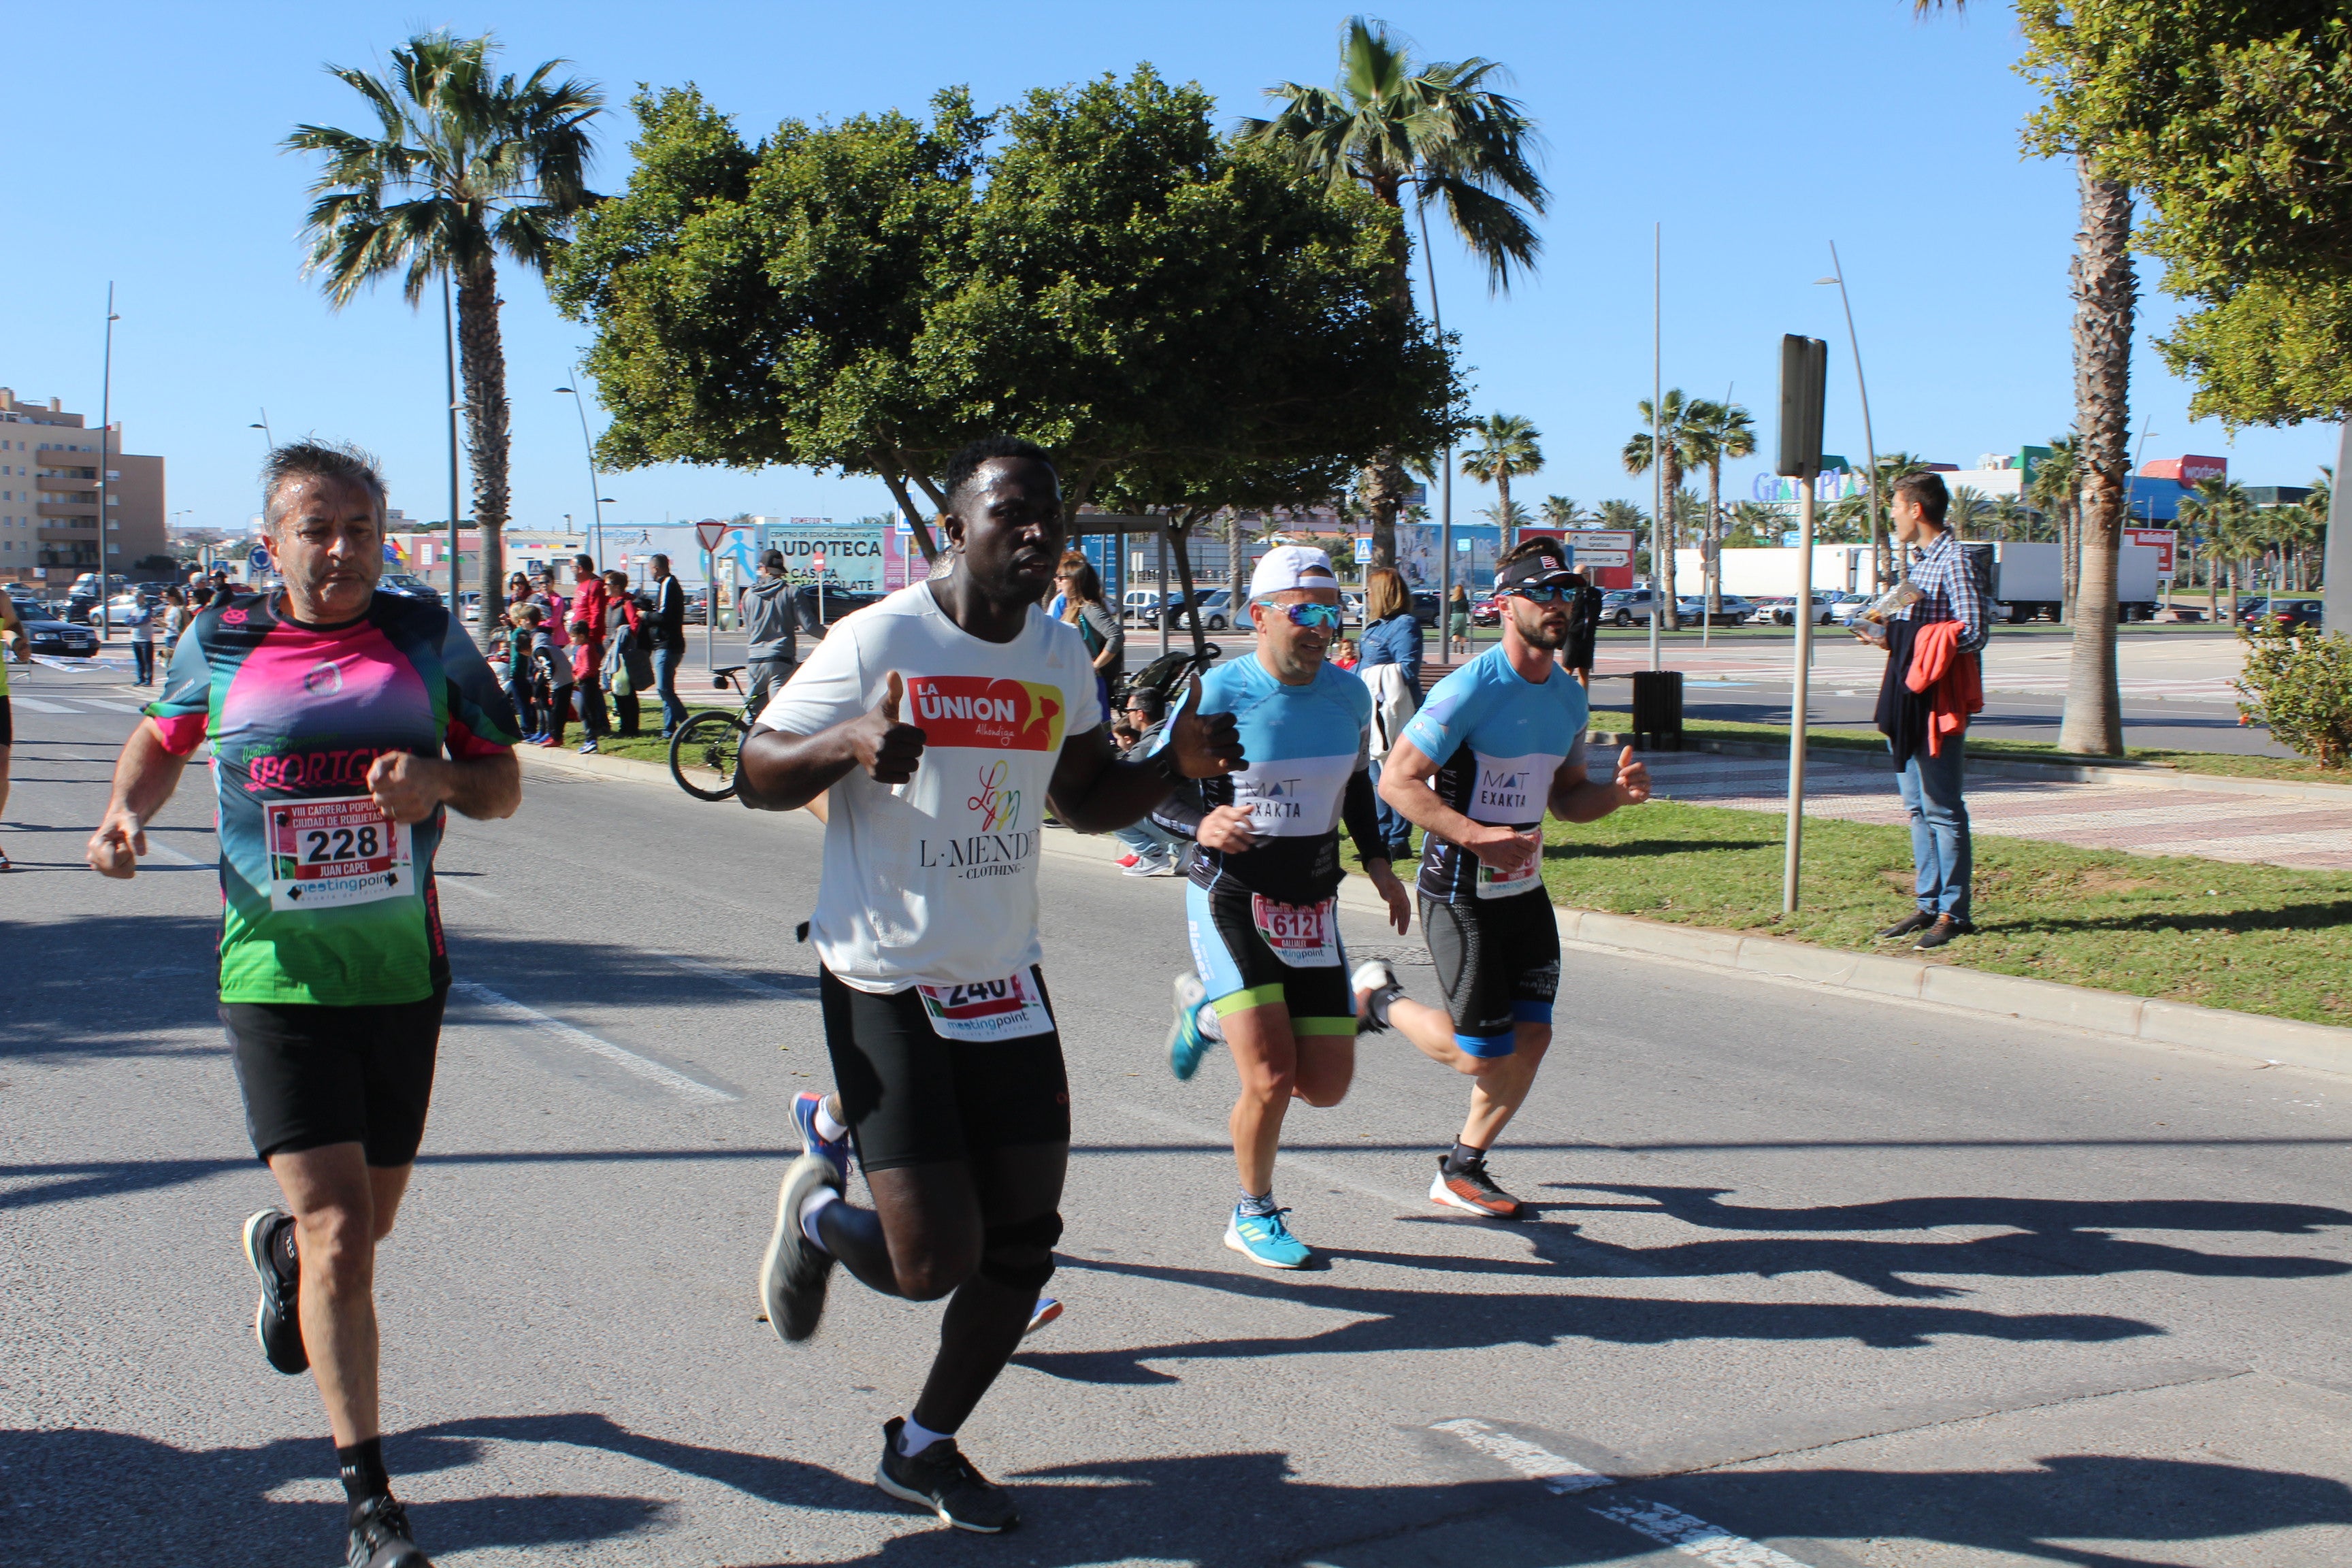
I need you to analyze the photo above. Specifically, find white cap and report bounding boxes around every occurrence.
[1249,544,1339,599]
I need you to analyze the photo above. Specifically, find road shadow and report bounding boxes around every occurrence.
[1015,1255,2158,1386]
[2003,900,2352,936]
[1542,836,1776,858]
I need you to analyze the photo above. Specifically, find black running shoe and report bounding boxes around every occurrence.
[241,1208,308,1375]
[346,1494,430,1568]
[757,1154,839,1343]
[875,1418,1020,1533]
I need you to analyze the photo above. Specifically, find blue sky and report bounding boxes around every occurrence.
[5,1,2337,540]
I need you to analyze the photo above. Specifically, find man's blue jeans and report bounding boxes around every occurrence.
[1894,736,1971,921]
[1115,819,1182,862]
[1366,757,1416,862]
[651,646,687,734]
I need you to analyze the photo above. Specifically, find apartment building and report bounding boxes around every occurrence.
[0,387,167,585]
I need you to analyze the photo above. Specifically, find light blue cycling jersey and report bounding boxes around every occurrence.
[1154,653,1381,904]
[1399,644,1589,902]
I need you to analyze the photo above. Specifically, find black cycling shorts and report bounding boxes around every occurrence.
[221,984,449,1166]
[819,966,1071,1173]
[0,694,12,747]
[1186,878,1355,1035]
[1419,889,1561,1058]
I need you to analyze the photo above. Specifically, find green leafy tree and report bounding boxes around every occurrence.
[557,67,1454,617]
[1621,391,1707,626]
[1596,498,1648,532]
[288,30,601,643]
[1477,497,1533,530]
[1243,14,1546,566]
[1458,412,1543,529]
[1727,500,1782,549]
[1946,484,1995,541]
[1680,397,1757,616]
[2235,616,2352,768]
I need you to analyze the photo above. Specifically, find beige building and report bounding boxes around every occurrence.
[0,387,167,586]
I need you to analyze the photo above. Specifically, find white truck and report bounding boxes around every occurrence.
[1962,542,2161,623]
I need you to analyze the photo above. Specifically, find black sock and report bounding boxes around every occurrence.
[1445,1140,1486,1174]
[338,1437,390,1520]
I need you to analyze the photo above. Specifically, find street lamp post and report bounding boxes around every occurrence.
[97,283,120,639]
[250,410,274,450]
[555,374,606,567]
[1817,245,1884,589]
[443,276,462,608]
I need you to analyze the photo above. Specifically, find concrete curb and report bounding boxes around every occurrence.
[518,744,2352,1077]
[1589,730,2352,802]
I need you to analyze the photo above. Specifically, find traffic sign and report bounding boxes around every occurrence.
[811,549,827,572]
[1573,549,1633,568]
[247,544,270,573]
[1353,538,1374,564]
[694,519,727,552]
[1566,529,1638,552]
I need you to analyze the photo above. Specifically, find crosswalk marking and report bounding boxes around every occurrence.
[451,980,736,1103]
[10,696,80,713]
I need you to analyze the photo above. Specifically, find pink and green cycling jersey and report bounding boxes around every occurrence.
[146,591,519,1006]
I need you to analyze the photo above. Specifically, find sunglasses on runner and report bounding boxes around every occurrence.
[1504,585,1578,604]
[1275,602,1345,630]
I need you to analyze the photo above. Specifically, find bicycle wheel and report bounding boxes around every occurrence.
[670,710,750,801]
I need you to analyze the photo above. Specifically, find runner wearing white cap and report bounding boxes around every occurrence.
[1154,545,1412,1268]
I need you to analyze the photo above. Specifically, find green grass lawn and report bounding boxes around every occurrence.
[1349,800,2352,1029]
[1586,708,2343,788]
[573,707,740,768]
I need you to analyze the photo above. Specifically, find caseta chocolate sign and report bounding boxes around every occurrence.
[759,521,885,591]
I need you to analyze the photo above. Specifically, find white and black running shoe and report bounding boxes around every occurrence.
[757,1154,840,1343]
[241,1208,308,1375]
[875,1418,1020,1532]
[346,1494,430,1567]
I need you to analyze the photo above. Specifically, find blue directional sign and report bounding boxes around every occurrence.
[247,544,270,573]
[1353,538,1374,564]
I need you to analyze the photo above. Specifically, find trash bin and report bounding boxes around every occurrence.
[1629,669,1684,751]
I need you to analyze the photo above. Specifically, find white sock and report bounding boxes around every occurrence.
[798,1186,840,1250]
[813,1098,849,1143]
[898,1415,954,1456]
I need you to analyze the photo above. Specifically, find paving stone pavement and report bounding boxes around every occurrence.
[1644,751,2352,872]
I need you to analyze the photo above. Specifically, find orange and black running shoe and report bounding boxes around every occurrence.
[1429,1156,1524,1220]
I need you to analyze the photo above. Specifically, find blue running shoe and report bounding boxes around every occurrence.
[1024,1296,1062,1337]
[793,1090,851,1177]
[1168,973,1211,1081]
[1224,1206,1311,1269]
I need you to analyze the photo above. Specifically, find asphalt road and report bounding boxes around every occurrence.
[5,658,2349,1568]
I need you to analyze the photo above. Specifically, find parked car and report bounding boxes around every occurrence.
[457,590,485,623]
[376,572,443,607]
[1122,588,1174,623]
[1146,588,1243,632]
[18,604,99,657]
[793,583,889,635]
[2247,596,2325,632]
[1676,593,1759,626]
[1470,593,1503,627]
[1600,589,1669,626]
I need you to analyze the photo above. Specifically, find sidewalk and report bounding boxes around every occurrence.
[1639,748,2352,872]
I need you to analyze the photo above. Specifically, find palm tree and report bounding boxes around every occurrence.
[1680,398,1757,618]
[287,30,602,646]
[1243,15,1546,567]
[1596,498,1648,532]
[1946,485,1995,542]
[2176,476,2249,619]
[2026,437,2081,618]
[1621,390,1703,627]
[1539,495,1590,529]
[1728,500,1782,549]
[1477,497,1532,530]
[1458,413,1543,537]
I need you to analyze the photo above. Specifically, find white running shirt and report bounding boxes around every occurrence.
[754,583,1105,993]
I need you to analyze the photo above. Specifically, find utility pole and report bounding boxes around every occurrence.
[1818,245,1883,589]
[1778,335,1828,914]
[97,284,120,638]
[443,274,461,607]
[1649,224,1663,672]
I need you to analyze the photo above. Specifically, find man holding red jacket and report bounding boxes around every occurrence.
[1862,471,1989,951]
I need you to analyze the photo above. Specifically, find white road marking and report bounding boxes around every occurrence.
[664,953,814,1000]
[436,877,503,899]
[10,696,80,713]
[1433,1420,1817,1568]
[76,698,148,714]
[142,837,209,867]
[450,980,737,1103]
[1429,1418,1611,1493]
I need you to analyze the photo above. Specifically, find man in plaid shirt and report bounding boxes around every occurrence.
[1864,471,1988,949]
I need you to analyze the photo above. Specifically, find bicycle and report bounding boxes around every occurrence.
[669,665,754,801]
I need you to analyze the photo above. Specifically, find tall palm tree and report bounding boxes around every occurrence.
[1946,485,1995,542]
[2027,436,2082,618]
[1539,495,1590,529]
[1477,497,1532,530]
[1458,413,1543,536]
[1243,15,1546,567]
[1680,398,1757,618]
[288,30,601,645]
[2176,476,2249,619]
[1621,390,1703,627]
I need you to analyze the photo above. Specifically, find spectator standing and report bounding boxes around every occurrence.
[647,553,689,736]
[533,564,571,651]
[499,601,542,742]
[566,554,610,755]
[1446,582,1471,660]
[515,604,572,747]
[1109,689,1183,876]
[1354,567,1424,864]
[738,549,799,719]
[1865,472,1989,952]
[161,587,191,651]
[602,569,653,737]
[128,594,158,685]
[1057,553,1123,721]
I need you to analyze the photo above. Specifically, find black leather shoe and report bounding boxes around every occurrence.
[1914,915,1975,951]
[1876,910,1935,941]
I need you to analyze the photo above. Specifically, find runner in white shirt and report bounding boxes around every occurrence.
[736,436,1241,1533]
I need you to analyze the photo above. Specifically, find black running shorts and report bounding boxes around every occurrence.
[220,984,449,1166]
[0,694,12,747]
[1418,889,1561,1058]
[819,966,1071,1173]
[1186,879,1356,1036]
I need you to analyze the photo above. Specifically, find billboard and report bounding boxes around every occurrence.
[2123,525,2177,580]
[2140,455,2226,485]
[757,519,887,591]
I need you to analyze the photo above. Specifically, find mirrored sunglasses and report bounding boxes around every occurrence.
[1505,585,1578,604]
[1280,602,1345,630]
